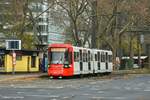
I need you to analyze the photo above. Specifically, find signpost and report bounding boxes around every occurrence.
[12,51,16,74]
[5,39,21,74]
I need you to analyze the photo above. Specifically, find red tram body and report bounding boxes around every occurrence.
[48,44,113,77]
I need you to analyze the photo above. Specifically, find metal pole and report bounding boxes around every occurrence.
[148,45,150,69]
[137,35,141,68]
[12,50,16,75]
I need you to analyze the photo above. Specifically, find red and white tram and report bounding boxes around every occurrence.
[48,44,113,77]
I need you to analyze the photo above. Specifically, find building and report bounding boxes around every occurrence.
[0,48,39,73]
[48,25,65,44]
[29,1,49,45]
[0,0,24,48]
[29,0,65,47]
[0,0,65,48]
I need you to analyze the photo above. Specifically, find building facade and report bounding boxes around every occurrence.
[0,0,65,49]
[30,0,65,46]
[0,48,39,73]
[29,1,49,45]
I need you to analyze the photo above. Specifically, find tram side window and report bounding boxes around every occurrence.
[101,53,103,62]
[68,52,72,64]
[83,52,87,62]
[91,54,93,61]
[74,52,79,62]
[48,52,51,64]
[88,51,90,62]
[106,53,108,62]
[95,54,98,61]
[79,50,82,61]
[64,50,69,64]
[103,53,106,62]
[86,53,88,62]
[101,53,105,62]
[98,52,100,61]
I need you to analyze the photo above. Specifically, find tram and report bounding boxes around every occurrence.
[47,44,113,78]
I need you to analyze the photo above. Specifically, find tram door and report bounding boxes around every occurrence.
[106,52,108,70]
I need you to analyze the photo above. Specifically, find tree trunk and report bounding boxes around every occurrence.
[112,47,117,70]
[129,34,134,69]
[91,0,97,49]
[129,34,134,58]
[73,20,82,46]
[148,45,150,69]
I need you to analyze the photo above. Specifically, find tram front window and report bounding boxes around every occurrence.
[50,51,69,64]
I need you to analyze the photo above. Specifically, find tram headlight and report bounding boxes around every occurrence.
[63,64,70,68]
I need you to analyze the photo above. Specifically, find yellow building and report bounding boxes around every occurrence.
[0,48,39,73]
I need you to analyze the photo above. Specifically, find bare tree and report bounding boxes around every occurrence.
[55,0,88,46]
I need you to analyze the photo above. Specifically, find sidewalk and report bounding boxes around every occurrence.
[0,73,47,82]
[112,69,150,75]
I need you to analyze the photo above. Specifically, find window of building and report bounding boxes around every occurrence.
[31,56,36,68]
[16,55,22,61]
[41,35,48,43]
[38,18,48,22]
[38,25,48,32]
[0,55,5,67]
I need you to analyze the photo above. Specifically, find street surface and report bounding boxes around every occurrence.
[0,74,150,100]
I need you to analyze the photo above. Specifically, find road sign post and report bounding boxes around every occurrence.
[12,51,16,74]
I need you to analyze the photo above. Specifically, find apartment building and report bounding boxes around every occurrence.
[29,0,65,46]
[0,0,65,49]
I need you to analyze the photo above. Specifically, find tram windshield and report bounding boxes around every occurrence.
[49,48,70,64]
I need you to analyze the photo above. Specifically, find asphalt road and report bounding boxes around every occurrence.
[0,74,150,100]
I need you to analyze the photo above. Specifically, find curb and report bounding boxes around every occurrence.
[112,69,150,75]
[0,73,47,82]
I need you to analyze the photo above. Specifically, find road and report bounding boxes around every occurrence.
[0,74,150,100]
